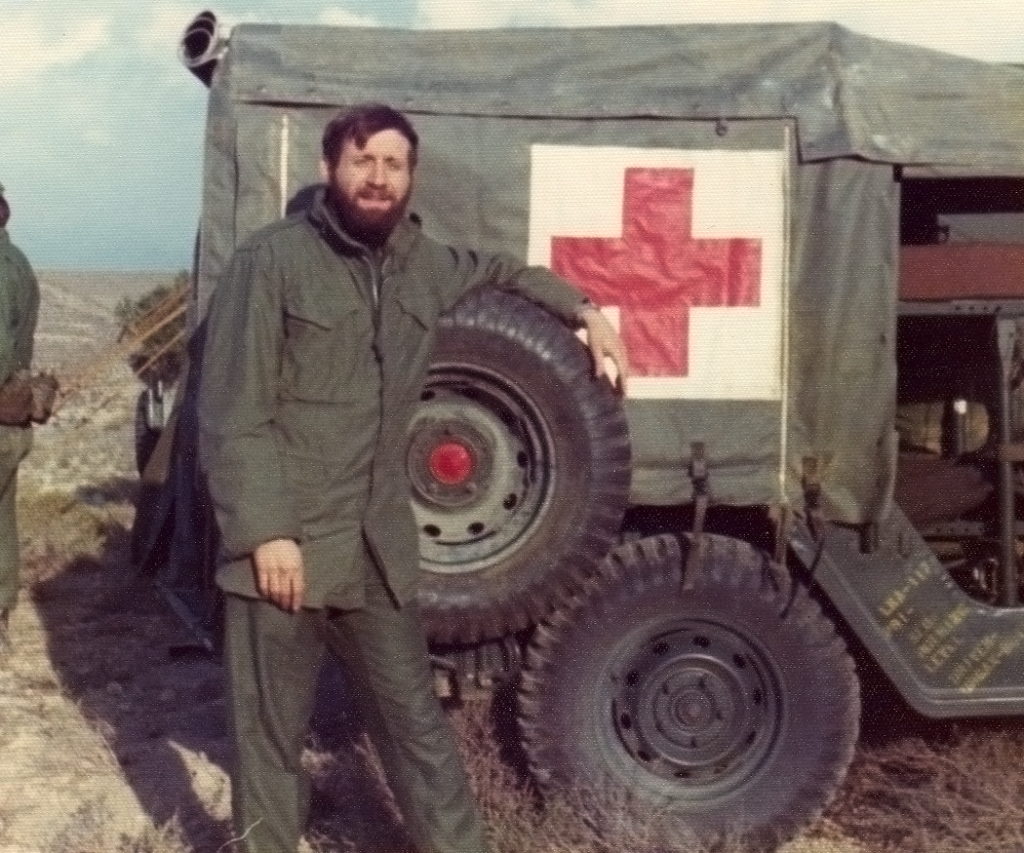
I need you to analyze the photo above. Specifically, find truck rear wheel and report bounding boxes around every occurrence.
[412,289,630,644]
[519,533,860,848]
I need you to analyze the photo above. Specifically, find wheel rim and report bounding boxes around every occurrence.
[609,618,783,799]
[409,362,556,575]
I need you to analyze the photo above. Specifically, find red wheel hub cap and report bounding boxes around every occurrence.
[428,441,474,485]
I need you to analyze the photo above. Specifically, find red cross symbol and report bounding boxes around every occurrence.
[551,167,762,376]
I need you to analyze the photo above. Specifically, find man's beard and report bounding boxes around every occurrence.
[330,185,411,248]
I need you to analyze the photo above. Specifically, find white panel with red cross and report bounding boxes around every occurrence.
[527,144,787,401]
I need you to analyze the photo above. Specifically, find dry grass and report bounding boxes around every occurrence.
[18,482,132,572]
[41,801,191,853]
[455,693,697,853]
[833,723,1024,853]
[302,690,708,853]
[5,460,231,850]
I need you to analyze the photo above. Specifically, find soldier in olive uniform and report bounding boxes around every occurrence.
[198,104,628,853]
[0,184,40,660]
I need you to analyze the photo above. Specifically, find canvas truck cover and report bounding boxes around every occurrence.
[184,15,1024,524]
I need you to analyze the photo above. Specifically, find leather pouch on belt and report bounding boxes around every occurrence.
[0,369,59,426]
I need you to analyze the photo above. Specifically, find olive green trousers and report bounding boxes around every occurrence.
[224,576,490,853]
[0,428,30,612]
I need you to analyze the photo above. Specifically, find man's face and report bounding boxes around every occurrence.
[321,128,413,244]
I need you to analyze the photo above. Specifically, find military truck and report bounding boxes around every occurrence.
[133,10,1024,848]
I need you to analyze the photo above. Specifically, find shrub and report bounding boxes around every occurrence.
[114,272,189,386]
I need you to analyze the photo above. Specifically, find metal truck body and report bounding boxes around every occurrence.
[134,11,1024,846]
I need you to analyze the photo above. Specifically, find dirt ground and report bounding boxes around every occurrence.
[0,270,234,852]
[0,270,983,853]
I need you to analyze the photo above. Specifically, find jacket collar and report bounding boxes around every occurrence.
[307,188,420,269]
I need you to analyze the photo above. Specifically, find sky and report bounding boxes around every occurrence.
[2,0,1023,271]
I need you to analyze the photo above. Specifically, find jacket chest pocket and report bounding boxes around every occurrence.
[379,289,439,383]
[280,288,374,403]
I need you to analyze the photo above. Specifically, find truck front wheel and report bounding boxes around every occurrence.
[519,533,859,848]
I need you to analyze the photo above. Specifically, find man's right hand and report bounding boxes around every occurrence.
[578,306,630,395]
[253,538,305,613]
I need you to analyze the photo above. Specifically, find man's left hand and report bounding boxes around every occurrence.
[579,306,629,395]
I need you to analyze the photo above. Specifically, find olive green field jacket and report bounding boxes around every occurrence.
[197,192,588,609]
[0,228,38,457]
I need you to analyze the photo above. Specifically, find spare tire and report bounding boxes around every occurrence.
[411,289,630,644]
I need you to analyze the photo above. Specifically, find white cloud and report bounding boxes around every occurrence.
[319,7,384,27]
[827,4,1024,62]
[413,0,1024,62]
[135,4,203,55]
[414,0,511,28]
[2,8,111,89]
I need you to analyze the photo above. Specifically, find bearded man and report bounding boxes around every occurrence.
[198,103,627,853]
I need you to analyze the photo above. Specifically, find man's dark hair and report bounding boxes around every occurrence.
[0,196,9,229]
[322,103,419,169]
